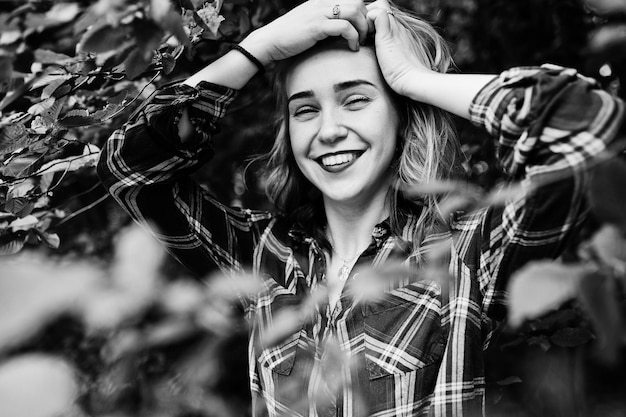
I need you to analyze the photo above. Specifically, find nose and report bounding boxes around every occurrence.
[317,110,348,144]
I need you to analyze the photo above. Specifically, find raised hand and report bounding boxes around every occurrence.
[241,0,371,65]
[365,0,435,98]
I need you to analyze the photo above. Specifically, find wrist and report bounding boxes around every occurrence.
[400,69,442,104]
[239,31,273,67]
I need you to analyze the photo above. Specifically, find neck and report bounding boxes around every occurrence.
[324,191,390,259]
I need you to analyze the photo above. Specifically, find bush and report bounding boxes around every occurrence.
[0,1,625,416]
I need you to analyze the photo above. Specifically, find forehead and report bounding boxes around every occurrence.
[285,47,385,95]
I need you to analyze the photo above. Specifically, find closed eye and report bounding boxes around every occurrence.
[345,95,371,109]
[292,105,318,119]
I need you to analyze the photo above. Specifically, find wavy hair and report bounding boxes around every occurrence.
[258,2,465,246]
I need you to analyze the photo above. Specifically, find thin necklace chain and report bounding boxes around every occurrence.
[325,227,361,282]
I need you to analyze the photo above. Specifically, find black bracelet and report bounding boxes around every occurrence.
[232,44,265,75]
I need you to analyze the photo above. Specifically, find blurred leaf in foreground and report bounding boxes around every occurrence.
[0,255,101,353]
[584,0,626,15]
[0,354,79,417]
[588,158,626,233]
[508,261,590,328]
[578,271,624,363]
[81,225,165,331]
[589,224,626,275]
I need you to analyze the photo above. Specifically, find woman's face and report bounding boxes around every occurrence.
[285,46,400,207]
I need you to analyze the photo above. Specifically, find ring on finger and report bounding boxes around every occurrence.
[386,9,394,16]
[332,4,340,19]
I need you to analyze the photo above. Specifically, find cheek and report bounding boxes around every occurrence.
[288,124,311,160]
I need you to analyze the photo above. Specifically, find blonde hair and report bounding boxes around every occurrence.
[258,2,464,245]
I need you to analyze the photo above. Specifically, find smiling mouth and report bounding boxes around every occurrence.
[316,151,364,172]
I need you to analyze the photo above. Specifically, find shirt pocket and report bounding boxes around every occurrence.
[254,285,305,377]
[362,282,445,379]
[256,326,303,376]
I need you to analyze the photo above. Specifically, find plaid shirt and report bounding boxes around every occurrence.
[98,65,625,417]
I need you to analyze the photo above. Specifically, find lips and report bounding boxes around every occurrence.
[315,150,364,173]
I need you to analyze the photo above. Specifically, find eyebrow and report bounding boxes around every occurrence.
[287,79,377,103]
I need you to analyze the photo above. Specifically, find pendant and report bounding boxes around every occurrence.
[338,262,351,282]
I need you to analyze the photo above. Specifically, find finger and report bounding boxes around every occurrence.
[366,7,391,39]
[365,0,392,12]
[352,2,370,43]
[327,3,369,44]
[349,10,370,44]
[321,19,360,51]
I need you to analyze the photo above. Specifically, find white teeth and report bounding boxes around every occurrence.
[321,153,355,167]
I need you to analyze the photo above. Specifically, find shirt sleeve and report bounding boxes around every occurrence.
[463,65,626,321]
[97,81,274,280]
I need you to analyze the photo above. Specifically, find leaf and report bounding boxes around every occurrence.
[57,109,97,128]
[237,8,251,34]
[41,77,71,100]
[9,215,39,232]
[0,31,21,45]
[79,23,131,53]
[141,319,198,348]
[206,271,263,302]
[496,376,523,386]
[0,235,26,255]
[57,115,97,128]
[151,0,173,22]
[550,327,594,347]
[590,224,626,271]
[153,5,190,48]
[27,97,56,116]
[38,172,55,193]
[0,138,40,160]
[31,74,73,91]
[0,122,28,148]
[260,307,303,348]
[578,272,623,363]
[2,155,47,178]
[111,225,164,295]
[97,42,135,70]
[0,355,78,417]
[36,152,100,176]
[527,335,552,351]
[589,158,626,232]
[0,256,100,349]
[92,103,121,120]
[161,52,177,75]
[41,95,67,125]
[584,0,626,15]
[5,198,35,217]
[107,89,129,105]
[45,2,81,23]
[33,49,73,65]
[160,280,205,315]
[0,77,25,94]
[507,261,589,328]
[123,48,153,80]
[51,83,72,99]
[588,25,626,58]
[403,180,482,198]
[0,77,36,112]
[41,232,60,248]
[81,289,152,331]
[484,182,530,207]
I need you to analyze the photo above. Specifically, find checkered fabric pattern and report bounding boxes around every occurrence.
[98,65,625,417]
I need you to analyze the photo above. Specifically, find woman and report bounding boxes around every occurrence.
[98,0,625,415]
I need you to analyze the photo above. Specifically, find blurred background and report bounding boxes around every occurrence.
[0,0,625,416]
